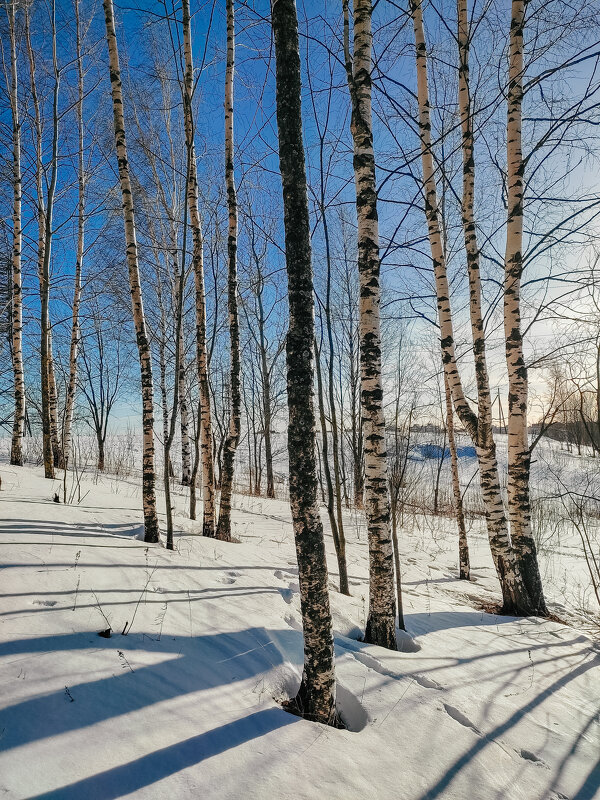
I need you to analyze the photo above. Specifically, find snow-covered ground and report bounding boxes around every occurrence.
[0,461,598,799]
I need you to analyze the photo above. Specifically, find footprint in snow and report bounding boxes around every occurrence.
[218,570,242,585]
[443,703,481,735]
[518,749,549,768]
[279,587,294,604]
[413,674,443,690]
[284,613,302,632]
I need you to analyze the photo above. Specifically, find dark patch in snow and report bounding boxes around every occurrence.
[443,704,481,735]
[279,587,294,604]
[519,748,548,767]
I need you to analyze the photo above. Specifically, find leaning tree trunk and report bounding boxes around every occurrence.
[410,0,536,614]
[272,0,339,726]
[102,0,159,543]
[182,0,216,538]
[7,1,25,468]
[504,0,547,614]
[343,0,397,649]
[62,0,85,469]
[217,0,242,542]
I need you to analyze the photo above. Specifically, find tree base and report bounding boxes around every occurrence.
[215,520,233,543]
[364,612,398,650]
[282,689,344,728]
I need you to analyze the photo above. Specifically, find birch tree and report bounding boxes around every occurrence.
[6,1,25,467]
[503,0,546,612]
[24,1,61,478]
[62,0,85,468]
[343,0,398,648]
[409,0,544,615]
[272,0,339,725]
[216,0,242,542]
[181,0,216,538]
[102,0,160,543]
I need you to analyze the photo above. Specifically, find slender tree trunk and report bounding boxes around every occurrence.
[179,337,192,486]
[342,239,363,508]
[256,284,276,499]
[182,0,216,538]
[272,0,338,726]
[455,0,516,583]
[444,372,470,579]
[189,399,201,520]
[25,3,53,479]
[62,0,85,469]
[343,0,397,649]
[217,0,242,542]
[315,337,350,595]
[163,260,186,551]
[102,0,159,543]
[504,0,547,614]
[411,0,536,614]
[320,195,349,596]
[97,433,105,473]
[7,2,25,468]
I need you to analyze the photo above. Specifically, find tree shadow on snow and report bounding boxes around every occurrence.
[415,649,600,800]
[26,708,297,800]
[0,627,303,756]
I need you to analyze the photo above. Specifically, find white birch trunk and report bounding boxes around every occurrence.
[411,0,536,613]
[25,3,56,479]
[216,0,242,541]
[7,2,25,468]
[343,0,397,649]
[62,0,85,468]
[181,0,216,538]
[102,0,160,543]
[504,0,547,614]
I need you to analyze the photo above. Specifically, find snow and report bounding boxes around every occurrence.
[0,461,599,799]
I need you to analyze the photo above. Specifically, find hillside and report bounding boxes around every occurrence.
[0,462,598,800]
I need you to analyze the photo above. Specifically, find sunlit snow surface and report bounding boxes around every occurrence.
[0,459,598,799]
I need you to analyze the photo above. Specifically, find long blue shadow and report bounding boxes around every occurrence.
[417,653,600,800]
[28,707,298,799]
[0,627,302,752]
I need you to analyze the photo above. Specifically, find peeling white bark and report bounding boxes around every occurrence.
[103,0,160,542]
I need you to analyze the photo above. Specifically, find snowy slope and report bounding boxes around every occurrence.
[0,462,598,800]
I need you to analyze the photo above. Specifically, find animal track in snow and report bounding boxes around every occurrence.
[219,570,241,585]
[443,704,481,735]
[348,649,401,680]
[284,613,302,632]
[518,749,549,768]
[413,674,442,690]
[279,587,295,604]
